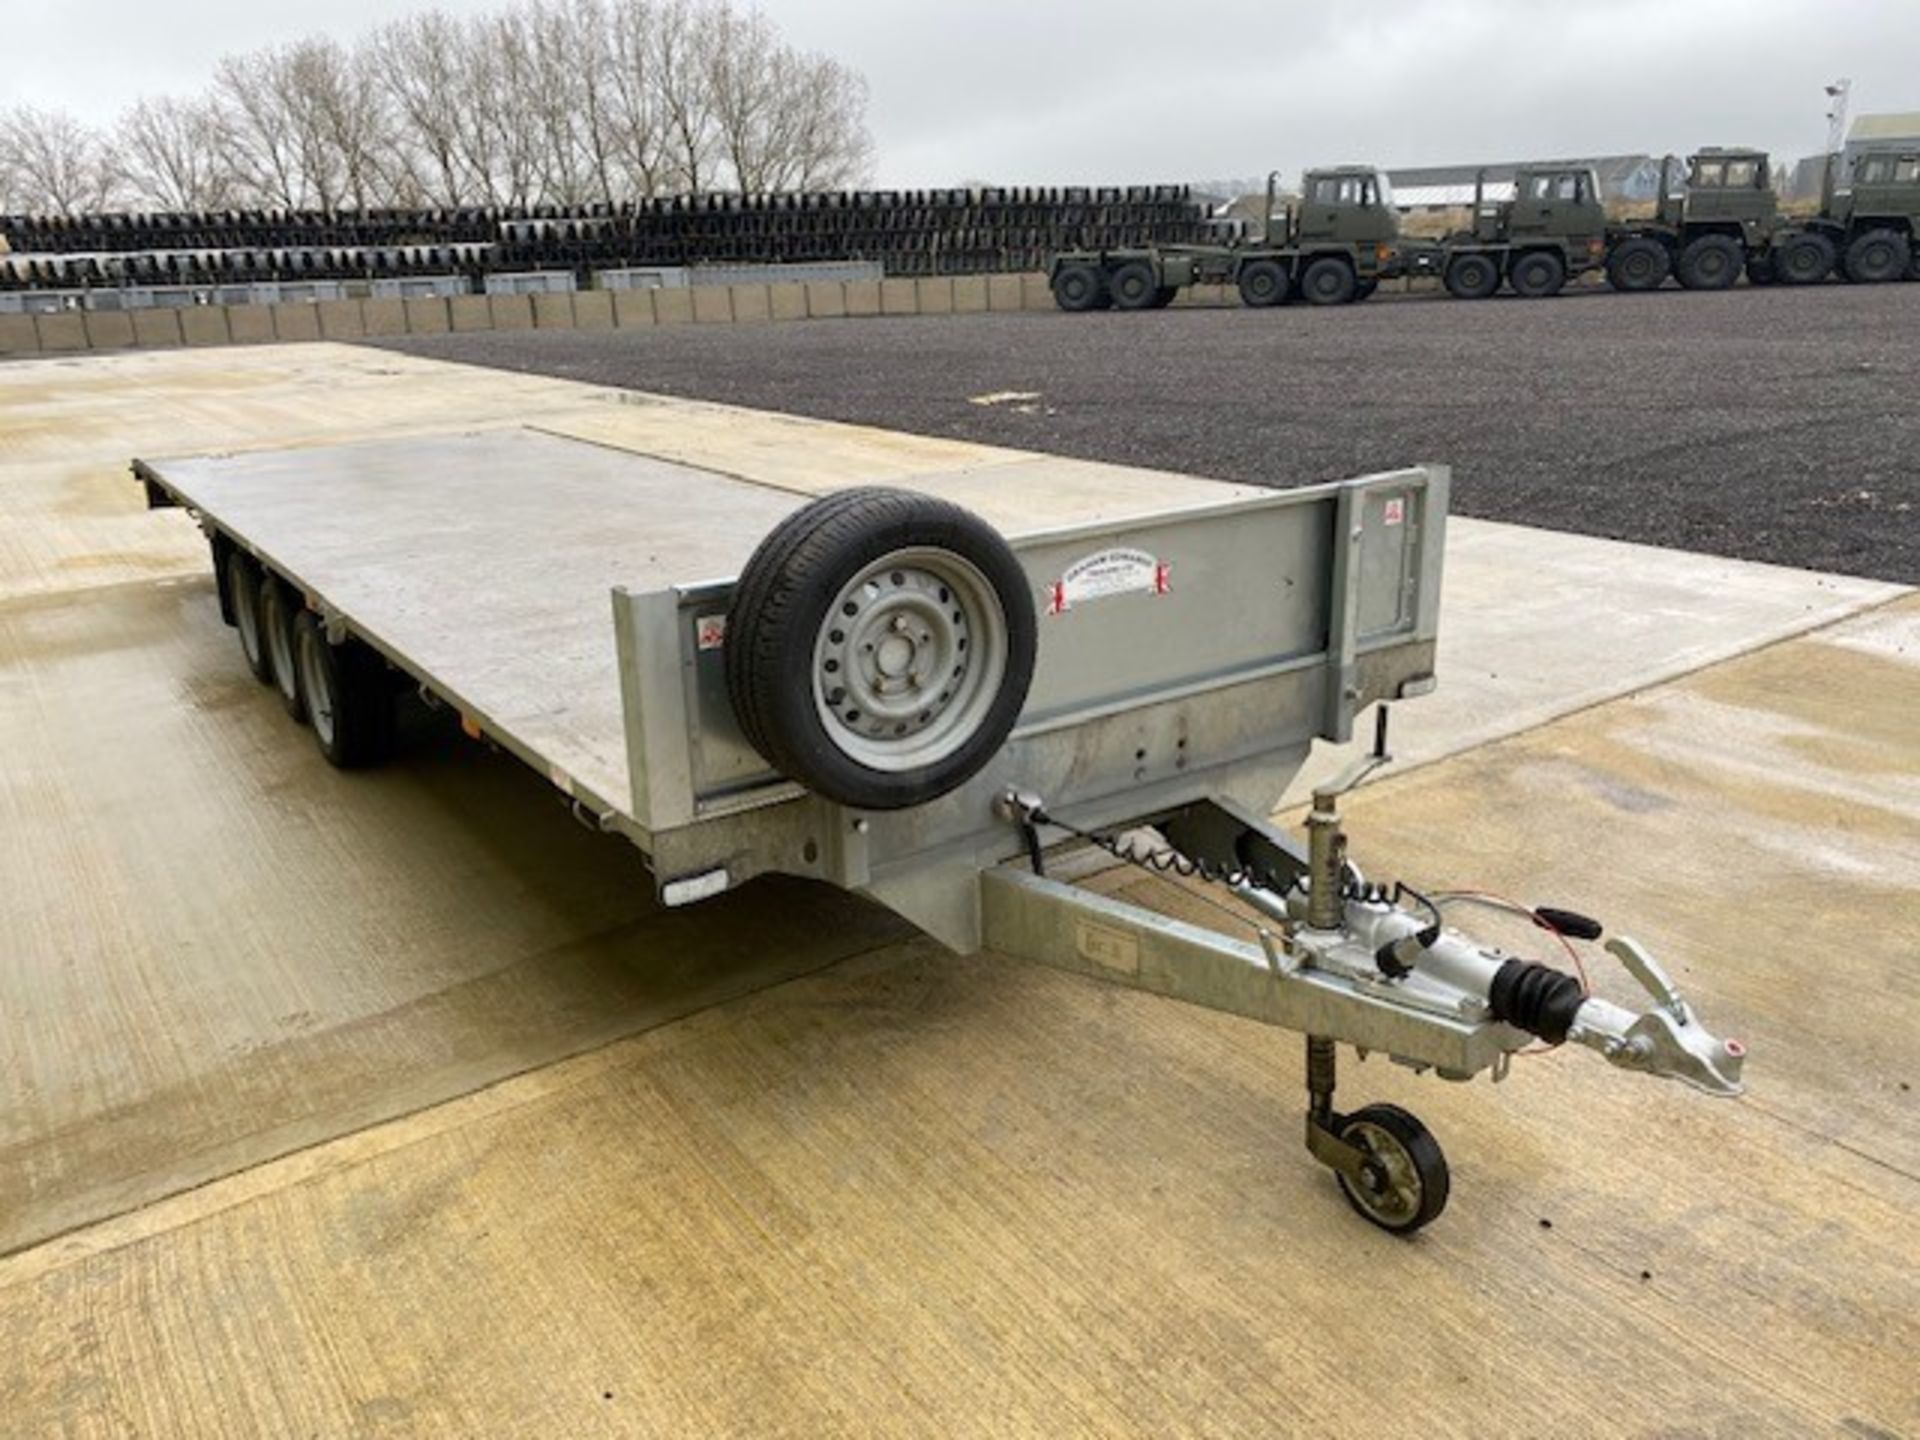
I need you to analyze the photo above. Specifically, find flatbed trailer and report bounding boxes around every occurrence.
[134,427,1744,1234]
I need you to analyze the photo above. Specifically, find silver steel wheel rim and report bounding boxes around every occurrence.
[298,629,336,747]
[1339,1121,1422,1226]
[811,546,1007,773]
[268,598,298,699]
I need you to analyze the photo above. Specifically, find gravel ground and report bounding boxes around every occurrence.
[382,284,1920,583]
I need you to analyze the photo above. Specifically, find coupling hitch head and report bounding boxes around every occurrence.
[1572,937,1746,1098]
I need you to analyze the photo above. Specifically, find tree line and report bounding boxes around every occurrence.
[0,0,873,217]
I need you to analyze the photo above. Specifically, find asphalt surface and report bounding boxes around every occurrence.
[382,284,1920,583]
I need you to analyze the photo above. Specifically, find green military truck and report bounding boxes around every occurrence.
[1422,164,1609,299]
[1774,150,1920,285]
[1047,166,1410,311]
[1605,149,1783,291]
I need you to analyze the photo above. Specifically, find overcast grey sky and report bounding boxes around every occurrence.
[4,0,1914,185]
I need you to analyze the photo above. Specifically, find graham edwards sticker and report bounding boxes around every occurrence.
[1045,548,1170,615]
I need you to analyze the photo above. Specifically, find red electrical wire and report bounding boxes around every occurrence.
[1432,888,1590,1058]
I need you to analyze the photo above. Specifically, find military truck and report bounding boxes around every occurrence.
[1047,166,1409,311]
[1771,150,1920,285]
[1604,149,1782,291]
[1424,164,1609,300]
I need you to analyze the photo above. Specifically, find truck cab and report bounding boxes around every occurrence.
[1666,149,1777,242]
[1493,166,1607,250]
[1288,166,1401,250]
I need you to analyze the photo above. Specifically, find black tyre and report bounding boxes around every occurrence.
[1352,278,1378,302]
[1745,258,1775,286]
[292,611,396,769]
[1334,1104,1450,1235]
[224,549,274,685]
[1508,250,1566,299]
[1843,228,1910,284]
[1149,286,1178,308]
[1443,253,1499,300]
[1772,232,1835,285]
[1300,257,1356,306]
[1606,236,1670,292]
[1108,260,1158,311]
[1675,235,1741,290]
[1051,263,1105,312]
[1909,249,1920,281]
[259,573,307,722]
[724,488,1038,811]
[1236,259,1288,308]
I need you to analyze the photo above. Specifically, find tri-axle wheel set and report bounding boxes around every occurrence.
[178,455,1746,1238]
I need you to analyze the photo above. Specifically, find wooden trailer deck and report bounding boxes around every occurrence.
[2,345,1915,1437]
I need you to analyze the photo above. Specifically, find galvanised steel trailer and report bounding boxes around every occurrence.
[134,429,1744,1234]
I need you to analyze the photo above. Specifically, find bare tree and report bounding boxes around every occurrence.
[0,107,120,216]
[370,13,478,207]
[117,98,235,212]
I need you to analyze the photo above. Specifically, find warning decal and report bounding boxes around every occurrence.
[1045,548,1170,616]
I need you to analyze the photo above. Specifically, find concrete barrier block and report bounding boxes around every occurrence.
[987,274,1025,311]
[572,290,615,330]
[403,297,451,335]
[653,287,694,325]
[488,294,535,330]
[952,276,989,313]
[533,292,575,328]
[845,279,882,317]
[362,297,409,336]
[613,289,655,327]
[226,305,277,343]
[915,277,955,315]
[272,303,322,341]
[179,307,231,347]
[83,311,138,351]
[730,285,771,323]
[0,313,38,354]
[35,313,89,351]
[767,282,808,321]
[318,300,365,339]
[880,278,919,316]
[1020,272,1053,311]
[448,295,492,332]
[692,286,733,323]
[132,309,184,347]
[804,281,847,319]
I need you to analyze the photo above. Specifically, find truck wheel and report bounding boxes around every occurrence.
[1508,251,1566,298]
[1843,229,1910,284]
[1052,263,1105,312]
[224,549,275,685]
[293,612,395,769]
[259,573,307,722]
[1676,235,1741,290]
[1443,254,1499,300]
[1150,286,1178,308]
[1352,278,1378,302]
[1237,260,1288,308]
[1744,258,1776,286]
[1300,258,1356,306]
[724,488,1037,812]
[1107,261,1158,311]
[1772,233,1834,284]
[1606,237,1670,292]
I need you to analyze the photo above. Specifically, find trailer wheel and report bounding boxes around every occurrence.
[224,549,275,685]
[1334,1104,1450,1235]
[725,488,1037,812]
[1300,257,1356,306]
[1606,237,1670,292]
[1508,251,1566,299]
[1107,261,1158,311]
[1675,235,1741,290]
[259,573,307,723]
[1237,260,1289,308]
[1443,254,1499,300]
[1843,229,1910,284]
[1052,263,1105,312]
[1772,232,1835,284]
[293,612,395,769]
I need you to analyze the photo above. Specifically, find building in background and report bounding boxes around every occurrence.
[1786,110,1920,201]
[1386,155,1664,211]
